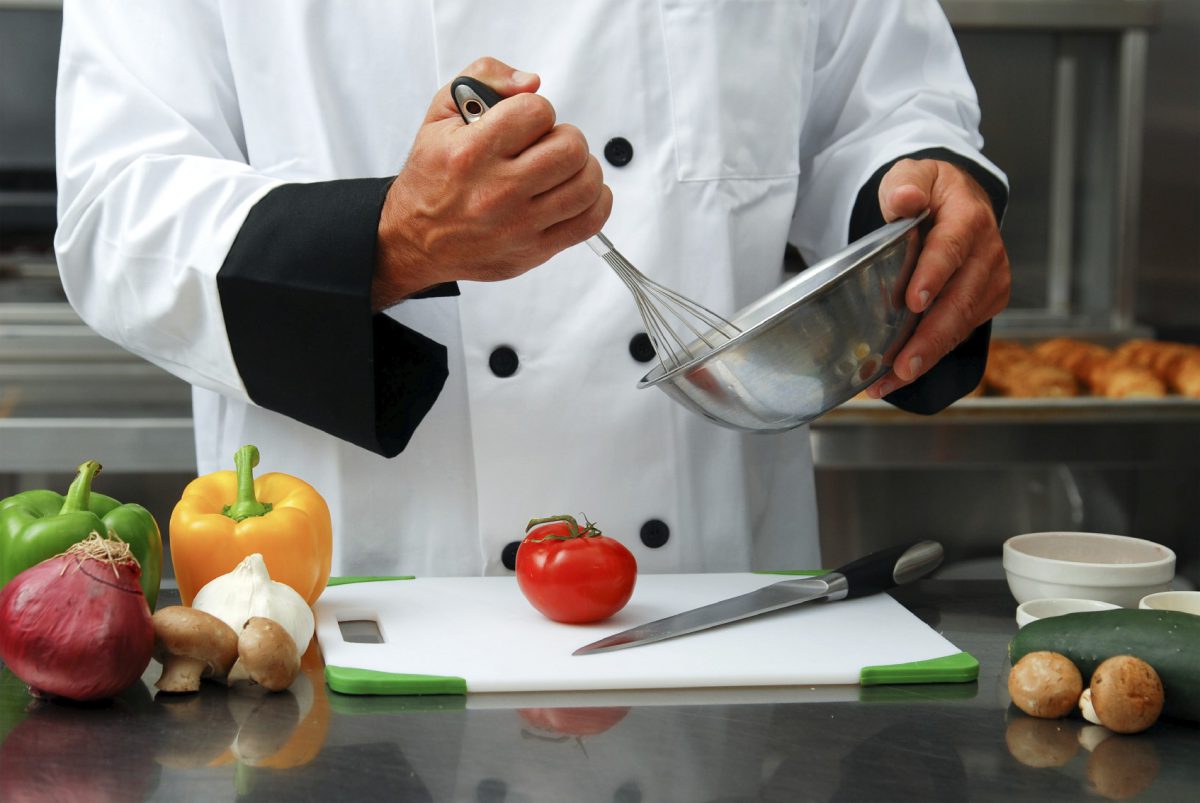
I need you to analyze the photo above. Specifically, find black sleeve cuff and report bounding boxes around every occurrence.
[848,147,1005,415]
[218,178,454,457]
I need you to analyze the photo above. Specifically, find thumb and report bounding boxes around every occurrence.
[427,57,541,123]
[877,158,936,222]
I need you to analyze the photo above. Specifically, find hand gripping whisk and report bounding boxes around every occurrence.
[452,77,741,371]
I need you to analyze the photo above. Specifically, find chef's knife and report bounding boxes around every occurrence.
[573,541,943,655]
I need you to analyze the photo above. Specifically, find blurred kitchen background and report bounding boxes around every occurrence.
[1,1,1197,586]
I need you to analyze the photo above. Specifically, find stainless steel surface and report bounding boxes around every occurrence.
[0,418,194,472]
[812,397,1200,467]
[947,4,1167,337]
[1047,46,1076,315]
[640,213,928,432]
[1114,28,1149,331]
[4,580,1198,802]
[573,575,836,655]
[941,0,1162,29]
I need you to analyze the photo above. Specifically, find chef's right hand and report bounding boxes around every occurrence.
[372,57,612,310]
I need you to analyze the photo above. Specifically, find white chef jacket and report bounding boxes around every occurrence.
[54,0,1005,578]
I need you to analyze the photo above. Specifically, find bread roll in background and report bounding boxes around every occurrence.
[983,341,1078,398]
[1112,338,1200,398]
[843,337,1200,402]
[983,337,1198,399]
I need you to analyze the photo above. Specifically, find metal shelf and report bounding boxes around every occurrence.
[941,0,1162,30]
[811,397,1200,468]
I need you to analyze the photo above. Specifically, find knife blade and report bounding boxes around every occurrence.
[573,540,943,655]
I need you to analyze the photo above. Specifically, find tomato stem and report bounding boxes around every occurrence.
[524,514,602,542]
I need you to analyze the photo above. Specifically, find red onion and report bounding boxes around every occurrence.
[0,532,155,701]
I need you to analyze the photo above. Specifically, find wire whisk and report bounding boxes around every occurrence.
[587,233,741,371]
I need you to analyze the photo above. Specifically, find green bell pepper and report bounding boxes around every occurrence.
[0,460,163,610]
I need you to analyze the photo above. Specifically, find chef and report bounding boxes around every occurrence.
[54,1,1010,578]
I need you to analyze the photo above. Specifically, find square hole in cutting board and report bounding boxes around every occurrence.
[338,618,384,644]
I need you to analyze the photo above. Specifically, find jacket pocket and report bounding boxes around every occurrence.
[660,0,811,182]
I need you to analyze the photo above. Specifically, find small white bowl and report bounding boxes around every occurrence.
[1003,532,1175,608]
[1015,597,1121,628]
[1138,590,1200,615]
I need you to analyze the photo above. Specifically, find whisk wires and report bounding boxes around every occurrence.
[589,234,741,371]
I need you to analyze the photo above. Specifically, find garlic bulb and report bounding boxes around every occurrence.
[192,554,315,651]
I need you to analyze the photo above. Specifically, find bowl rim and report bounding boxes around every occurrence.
[1015,597,1121,625]
[1138,590,1200,611]
[637,211,929,389]
[1016,597,1122,615]
[1003,531,1176,571]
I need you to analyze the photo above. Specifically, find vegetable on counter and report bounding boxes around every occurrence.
[516,514,637,624]
[192,553,315,654]
[227,617,301,692]
[1007,651,1083,719]
[152,606,240,693]
[170,444,332,606]
[1009,608,1200,723]
[0,460,163,609]
[0,532,155,702]
[1079,655,1164,734]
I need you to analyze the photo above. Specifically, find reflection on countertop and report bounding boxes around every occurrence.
[1,580,1197,802]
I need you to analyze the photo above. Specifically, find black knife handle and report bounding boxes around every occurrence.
[833,541,944,599]
[451,76,505,124]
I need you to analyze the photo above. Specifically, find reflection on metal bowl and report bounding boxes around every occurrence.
[639,212,930,432]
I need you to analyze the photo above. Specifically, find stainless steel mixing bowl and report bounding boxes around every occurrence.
[639,211,930,431]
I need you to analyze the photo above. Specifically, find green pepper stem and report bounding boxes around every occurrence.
[60,460,102,514]
[223,445,272,522]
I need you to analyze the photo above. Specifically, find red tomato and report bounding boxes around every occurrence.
[515,515,637,624]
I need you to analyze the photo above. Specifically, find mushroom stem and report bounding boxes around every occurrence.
[156,655,209,693]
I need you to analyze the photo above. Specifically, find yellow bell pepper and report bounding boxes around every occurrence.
[170,445,332,606]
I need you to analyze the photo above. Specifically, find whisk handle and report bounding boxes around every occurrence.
[451,76,505,124]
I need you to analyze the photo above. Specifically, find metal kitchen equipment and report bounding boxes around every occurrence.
[575,540,944,655]
[451,76,741,372]
[640,211,930,432]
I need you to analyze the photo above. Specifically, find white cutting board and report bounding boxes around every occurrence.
[314,573,971,695]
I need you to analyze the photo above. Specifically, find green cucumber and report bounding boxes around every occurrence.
[1009,609,1200,723]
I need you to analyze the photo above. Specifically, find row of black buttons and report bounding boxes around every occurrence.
[489,334,655,378]
[492,136,646,573]
[485,137,639,381]
[501,518,670,570]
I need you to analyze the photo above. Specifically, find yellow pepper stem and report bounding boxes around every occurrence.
[222,445,273,522]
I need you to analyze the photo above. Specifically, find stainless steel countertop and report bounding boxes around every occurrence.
[1,580,1195,802]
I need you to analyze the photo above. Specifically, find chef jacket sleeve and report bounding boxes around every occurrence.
[788,0,1010,415]
[53,0,448,457]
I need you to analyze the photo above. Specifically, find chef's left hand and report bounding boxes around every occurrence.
[864,159,1011,399]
